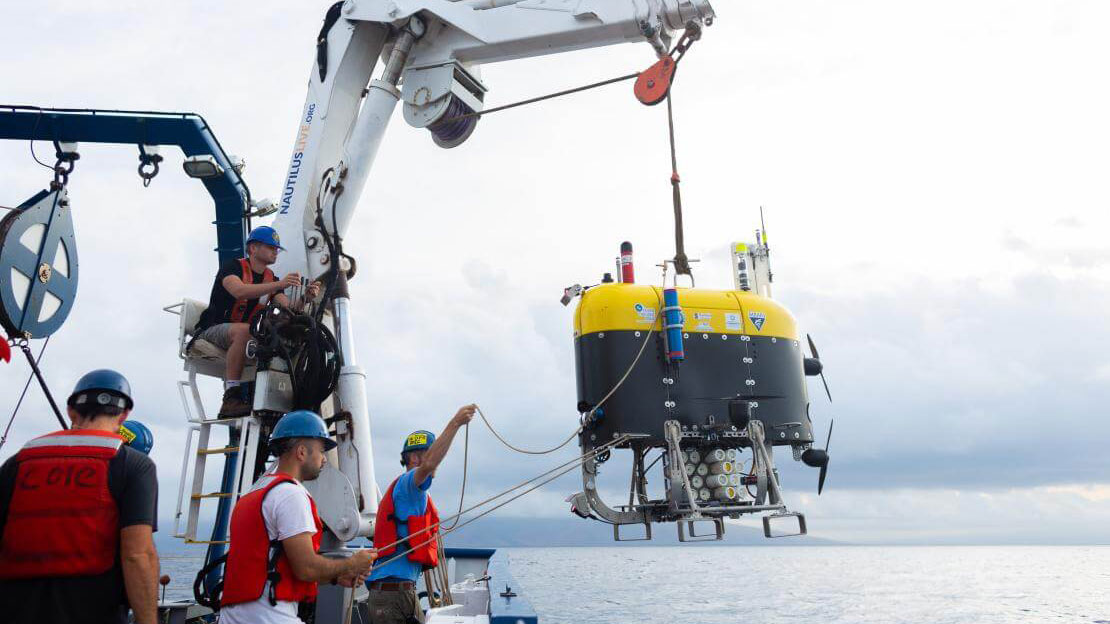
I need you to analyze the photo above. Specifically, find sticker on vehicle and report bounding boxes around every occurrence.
[748,311,766,331]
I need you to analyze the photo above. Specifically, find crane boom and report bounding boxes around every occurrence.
[263,0,715,541]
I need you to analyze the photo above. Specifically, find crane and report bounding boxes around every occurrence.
[0,2,835,622]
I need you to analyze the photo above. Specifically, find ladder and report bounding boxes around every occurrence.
[172,370,263,544]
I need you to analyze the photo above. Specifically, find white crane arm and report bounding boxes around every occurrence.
[265,0,715,541]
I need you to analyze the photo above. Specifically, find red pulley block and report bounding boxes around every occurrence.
[0,336,9,363]
[634,55,677,106]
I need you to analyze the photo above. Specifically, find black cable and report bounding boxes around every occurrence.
[0,337,50,451]
[28,108,54,171]
[17,341,66,429]
[433,72,639,127]
[643,449,665,474]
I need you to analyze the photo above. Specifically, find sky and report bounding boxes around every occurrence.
[2,1,1110,546]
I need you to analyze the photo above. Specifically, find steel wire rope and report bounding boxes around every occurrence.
[433,27,698,128]
[0,337,50,451]
[369,434,629,568]
[434,73,639,127]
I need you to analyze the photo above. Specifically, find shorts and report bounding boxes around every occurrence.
[196,323,235,350]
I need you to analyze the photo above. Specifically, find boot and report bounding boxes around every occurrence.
[218,386,252,417]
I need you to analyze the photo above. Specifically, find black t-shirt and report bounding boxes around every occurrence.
[0,443,159,624]
[196,258,269,331]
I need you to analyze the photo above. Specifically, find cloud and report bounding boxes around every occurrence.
[4,0,1110,547]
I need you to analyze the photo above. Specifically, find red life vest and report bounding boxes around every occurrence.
[0,429,123,579]
[229,258,276,323]
[221,473,323,608]
[372,474,440,570]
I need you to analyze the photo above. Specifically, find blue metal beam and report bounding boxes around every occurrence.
[0,105,252,263]
[0,104,252,576]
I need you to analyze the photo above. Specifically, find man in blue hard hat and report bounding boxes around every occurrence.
[0,369,160,624]
[119,420,155,455]
[221,410,376,624]
[368,404,477,624]
[192,225,322,417]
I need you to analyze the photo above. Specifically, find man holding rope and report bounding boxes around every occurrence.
[220,410,376,624]
[368,404,476,624]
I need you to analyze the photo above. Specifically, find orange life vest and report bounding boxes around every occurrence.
[0,429,123,579]
[372,475,440,570]
[229,258,277,323]
[221,473,323,607]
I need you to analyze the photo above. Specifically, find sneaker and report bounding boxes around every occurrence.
[218,387,252,417]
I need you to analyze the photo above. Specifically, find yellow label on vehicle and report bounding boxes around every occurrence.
[119,425,137,444]
[407,432,428,447]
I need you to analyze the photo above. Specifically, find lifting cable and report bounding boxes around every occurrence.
[434,29,700,282]
[434,23,701,130]
[435,73,640,128]
[666,91,692,278]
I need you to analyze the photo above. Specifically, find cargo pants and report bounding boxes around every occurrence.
[368,588,424,624]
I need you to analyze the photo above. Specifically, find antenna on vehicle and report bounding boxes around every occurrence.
[760,205,772,283]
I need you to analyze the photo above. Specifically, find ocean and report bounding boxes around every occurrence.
[161,546,1110,623]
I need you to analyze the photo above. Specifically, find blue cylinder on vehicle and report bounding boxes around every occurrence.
[662,288,685,362]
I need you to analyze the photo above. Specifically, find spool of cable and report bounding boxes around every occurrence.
[690,475,704,489]
[696,463,709,477]
[725,448,739,462]
[728,473,742,487]
[713,486,738,500]
[684,463,696,476]
[703,448,726,463]
[685,449,701,464]
[698,488,712,502]
[662,288,684,362]
[427,95,479,149]
[704,474,729,488]
[710,461,734,475]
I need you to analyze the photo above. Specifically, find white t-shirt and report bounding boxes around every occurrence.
[220,480,318,624]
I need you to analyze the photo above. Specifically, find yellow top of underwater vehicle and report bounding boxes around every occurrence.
[573,283,798,340]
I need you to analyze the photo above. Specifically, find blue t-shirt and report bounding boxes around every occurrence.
[369,469,433,583]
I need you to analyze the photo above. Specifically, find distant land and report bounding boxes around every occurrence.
[434,516,836,548]
[156,515,834,553]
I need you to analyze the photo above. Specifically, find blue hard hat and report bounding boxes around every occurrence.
[402,430,436,455]
[68,369,133,410]
[246,226,285,251]
[119,420,154,454]
[269,410,336,454]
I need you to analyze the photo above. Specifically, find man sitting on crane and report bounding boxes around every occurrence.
[368,404,477,624]
[220,410,377,624]
[192,225,320,417]
[0,370,160,624]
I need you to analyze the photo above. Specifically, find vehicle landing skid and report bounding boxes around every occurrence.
[677,517,724,542]
[763,511,807,538]
[613,522,653,542]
